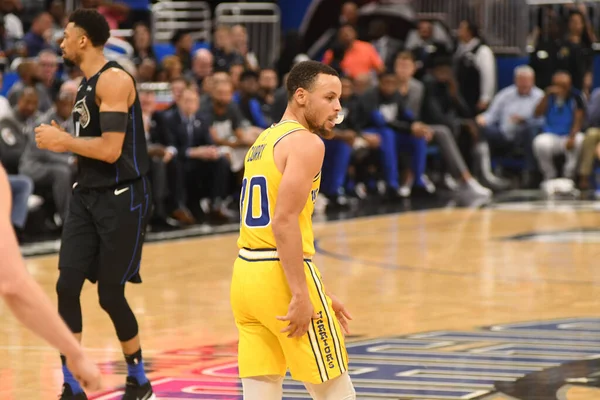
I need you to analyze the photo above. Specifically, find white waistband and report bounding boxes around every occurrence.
[238,248,312,261]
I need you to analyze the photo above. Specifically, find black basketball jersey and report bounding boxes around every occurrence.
[72,61,149,188]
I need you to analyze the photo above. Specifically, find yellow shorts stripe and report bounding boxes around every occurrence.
[307,320,328,382]
[305,261,347,375]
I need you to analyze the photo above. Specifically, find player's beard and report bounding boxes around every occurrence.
[63,57,76,68]
[306,105,332,138]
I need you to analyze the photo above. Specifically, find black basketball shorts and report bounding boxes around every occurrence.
[58,176,152,284]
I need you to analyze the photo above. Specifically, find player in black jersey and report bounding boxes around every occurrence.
[35,9,154,400]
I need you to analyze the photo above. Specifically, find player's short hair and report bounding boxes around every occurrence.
[68,9,110,47]
[286,60,339,100]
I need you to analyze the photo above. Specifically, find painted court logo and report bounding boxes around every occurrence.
[92,317,600,400]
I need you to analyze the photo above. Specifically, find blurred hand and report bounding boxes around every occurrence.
[328,293,353,335]
[189,146,219,160]
[475,114,486,127]
[66,352,101,392]
[362,132,381,148]
[565,136,576,150]
[476,100,489,111]
[510,115,526,124]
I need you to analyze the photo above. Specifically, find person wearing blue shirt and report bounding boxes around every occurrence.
[533,70,585,182]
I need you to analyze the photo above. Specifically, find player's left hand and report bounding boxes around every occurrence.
[328,293,353,335]
[35,123,69,152]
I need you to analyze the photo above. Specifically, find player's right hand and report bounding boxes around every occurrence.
[277,294,319,338]
[66,352,102,391]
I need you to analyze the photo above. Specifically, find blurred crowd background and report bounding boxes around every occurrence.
[4,0,600,243]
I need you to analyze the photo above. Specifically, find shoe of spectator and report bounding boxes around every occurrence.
[171,208,196,225]
[27,194,44,211]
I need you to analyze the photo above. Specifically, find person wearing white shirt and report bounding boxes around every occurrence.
[476,65,545,185]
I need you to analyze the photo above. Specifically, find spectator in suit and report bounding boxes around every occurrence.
[368,19,403,73]
[139,88,194,227]
[19,81,76,225]
[533,70,585,183]
[165,88,232,221]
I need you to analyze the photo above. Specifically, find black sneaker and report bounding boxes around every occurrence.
[122,376,155,400]
[59,383,88,400]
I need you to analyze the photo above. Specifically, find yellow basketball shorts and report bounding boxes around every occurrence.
[230,249,349,384]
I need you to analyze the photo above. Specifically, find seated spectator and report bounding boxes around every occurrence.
[188,48,213,93]
[212,25,244,73]
[206,79,256,175]
[234,70,269,129]
[406,19,451,80]
[231,24,259,71]
[131,22,156,66]
[0,87,39,175]
[1,0,23,39]
[19,81,76,225]
[165,88,232,221]
[578,86,600,190]
[8,173,33,240]
[159,55,183,82]
[454,20,496,116]
[476,65,544,186]
[38,49,63,102]
[23,12,53,57]
[8,61,52,112]
[323,24,385,79]
[396,52,490,198]
[356,71,428,198]
[533,71,585,183]
[171,29,193,73]
[136,57,156,83]
[368,19,403,73]
[0,14,27,61]
[140,88,193,226]
[229,63,244,91]
[321,76,359,207]
[0,72,11,121]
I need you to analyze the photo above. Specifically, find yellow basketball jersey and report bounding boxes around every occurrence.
[237,120,321,256]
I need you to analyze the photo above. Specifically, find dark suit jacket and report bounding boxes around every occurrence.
[162,109,214,162]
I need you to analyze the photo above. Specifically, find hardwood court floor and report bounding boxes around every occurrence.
[2,202,600,399]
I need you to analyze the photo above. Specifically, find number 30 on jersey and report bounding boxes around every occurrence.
[240,176,270,228]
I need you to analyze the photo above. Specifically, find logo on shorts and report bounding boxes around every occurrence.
[72,97,91,128]
[315,311,336,369]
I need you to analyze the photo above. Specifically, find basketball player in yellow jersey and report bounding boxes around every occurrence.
[231,60,356,399]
